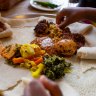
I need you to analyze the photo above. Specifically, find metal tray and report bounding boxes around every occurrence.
[10,13,56,19]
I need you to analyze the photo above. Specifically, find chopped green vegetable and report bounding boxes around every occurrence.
[34,1,59,8]
[43,55,71,80]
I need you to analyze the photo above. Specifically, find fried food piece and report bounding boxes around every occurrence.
[63,27,71,34]
[63,33,85,49]
[72,33,85,49]
[53,39,77,57]
[63,33,72,40]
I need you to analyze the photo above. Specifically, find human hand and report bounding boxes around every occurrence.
[56,7,86,29]
[24,76,62,96]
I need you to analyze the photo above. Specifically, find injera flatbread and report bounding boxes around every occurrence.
[0,16,56,91]
[0,16,96,96]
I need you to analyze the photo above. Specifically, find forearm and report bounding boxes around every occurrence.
[85,8,96,22]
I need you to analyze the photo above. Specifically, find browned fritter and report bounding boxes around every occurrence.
[34,20,49,36]
[72,33,85,49]
[63,27,71,34]
[53,39,77,57]
[62,33,85,49]
[63,33,72,40]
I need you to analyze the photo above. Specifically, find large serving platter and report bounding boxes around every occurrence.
[1,14,96,96]
[0,14,80,96]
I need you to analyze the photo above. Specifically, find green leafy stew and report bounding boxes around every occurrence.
[43,55,71,80]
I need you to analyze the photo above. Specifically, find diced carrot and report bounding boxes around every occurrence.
[12,57,25,64]
[27,56,40,61]
[34,57,43,65]
[32,57,40,61]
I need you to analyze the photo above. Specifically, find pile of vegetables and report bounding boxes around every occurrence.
[1,43,44,67]
[1,43,71,80]
[43,55,71,80]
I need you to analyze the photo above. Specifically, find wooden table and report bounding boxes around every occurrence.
[0,0,70,18]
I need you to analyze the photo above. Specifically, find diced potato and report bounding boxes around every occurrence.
[20,44,35,58]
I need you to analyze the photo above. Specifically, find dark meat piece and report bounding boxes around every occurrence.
[0,21,6,32]
[63,27,71,34]
[63,33,72,40]
[34,23,48,36]
[72,33,85,49]
[34,20,49,36]
[62,27,72,39]
[62,32,85,49]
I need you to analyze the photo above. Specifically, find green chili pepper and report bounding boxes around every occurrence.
[34,1,59,8]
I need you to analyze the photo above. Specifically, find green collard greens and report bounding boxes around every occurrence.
[43,55,71,80]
